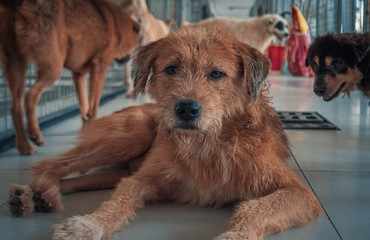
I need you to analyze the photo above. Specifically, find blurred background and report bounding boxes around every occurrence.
[0,0,369,151]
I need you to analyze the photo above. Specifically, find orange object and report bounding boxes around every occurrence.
[268,45,285,71]
[287,5,312,76]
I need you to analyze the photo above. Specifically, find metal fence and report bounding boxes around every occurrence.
[250,0,370,38]
[147,0,209,27]
[0,62,125,146]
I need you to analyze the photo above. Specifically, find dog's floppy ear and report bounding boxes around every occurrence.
[131,41,159,97]
[305,58,309,67]
[236,42,271,102]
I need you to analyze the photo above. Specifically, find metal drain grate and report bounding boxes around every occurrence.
[277,111,340,130]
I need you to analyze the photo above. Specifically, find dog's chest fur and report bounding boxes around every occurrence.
[153,129,266,206]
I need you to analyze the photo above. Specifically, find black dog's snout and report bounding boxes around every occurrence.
[175,100,201,121]
[284,32,289,37]
[314,87,326,96]
[314,76,327,96]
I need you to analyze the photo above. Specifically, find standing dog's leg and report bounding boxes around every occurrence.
[217,184,322,240]
[53,174,158,240]
[25,64,63,146]
[86,60,107,120]
[0,49,33,154]
[124,61,134,98]
[73,73,89,122]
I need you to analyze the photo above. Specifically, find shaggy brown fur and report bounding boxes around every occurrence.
[8,26,321,240]
[306,32,370,101]
[121,0,173,97]
[0,0,139,155]
[192,14,289,53]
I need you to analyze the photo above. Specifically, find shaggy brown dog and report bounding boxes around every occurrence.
[121,0,173,97]
[8,26,321,240]
[0,0,139,155]
[192,14,289,53]
[306,32,370,101]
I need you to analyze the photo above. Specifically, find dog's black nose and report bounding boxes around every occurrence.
[284,32,289,37]
[314,87,326,96]
[175,100,201,121]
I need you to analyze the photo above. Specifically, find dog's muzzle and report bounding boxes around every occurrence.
[174,99,201,129]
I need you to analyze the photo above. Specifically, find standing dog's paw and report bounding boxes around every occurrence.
[53,216,103,240]
[8,184,34,217]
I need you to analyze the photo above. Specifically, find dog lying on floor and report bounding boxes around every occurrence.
[121,0,173,97]
[8,26,321,240]
[0,0,139,155]
[306,32,370,101]
[191,14,289,53]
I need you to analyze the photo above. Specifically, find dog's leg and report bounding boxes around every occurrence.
[86,61,106,120]
[60,169,129,194]
[73,73,89,122]
[53,175,158,240]
[124,61,134,98]
[216,185,322,240]
[9,106,157,217]
[8,147,134,217]
[60,157,145,194]
[1,50,34,154]
[25,65,63,146]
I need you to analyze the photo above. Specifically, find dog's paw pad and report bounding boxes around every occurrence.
[53,216,103,240]
[32,187,61,213]
[8,185,34,217]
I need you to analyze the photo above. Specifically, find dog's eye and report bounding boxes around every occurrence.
[209,71,224,80]
[275,21,284,30]
[311,62,318,71]
[330,59,345,72]
[165,66,177,75]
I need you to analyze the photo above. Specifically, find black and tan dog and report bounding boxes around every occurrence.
[306,32,370,101]
[0,0,139,155]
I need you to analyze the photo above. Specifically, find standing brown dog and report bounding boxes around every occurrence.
[121,0,173,97]
[8,26,321,240]
[0,0,139,155]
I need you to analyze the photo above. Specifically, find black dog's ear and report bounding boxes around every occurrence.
[236,41,271,103]
[305,58,309,67]
[131,40,160,97]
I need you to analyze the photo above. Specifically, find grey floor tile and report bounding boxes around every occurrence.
[0,190,111,240]
[305,171,370,240]
[0,171,31,205]
[287,130,370,172]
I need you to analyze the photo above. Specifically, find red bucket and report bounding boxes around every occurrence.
[268,45,285,71]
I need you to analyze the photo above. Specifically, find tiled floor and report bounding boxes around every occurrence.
[0,72,369,240]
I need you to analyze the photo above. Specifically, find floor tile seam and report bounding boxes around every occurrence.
[0,168,30,171]
[299,170,370,174]
[289,149,343,240]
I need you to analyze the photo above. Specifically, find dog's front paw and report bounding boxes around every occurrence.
[53,216,103,240]
[216,231,258,240]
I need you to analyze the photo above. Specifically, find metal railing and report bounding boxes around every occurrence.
[0,62,126,148]
[250,0,370,37]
